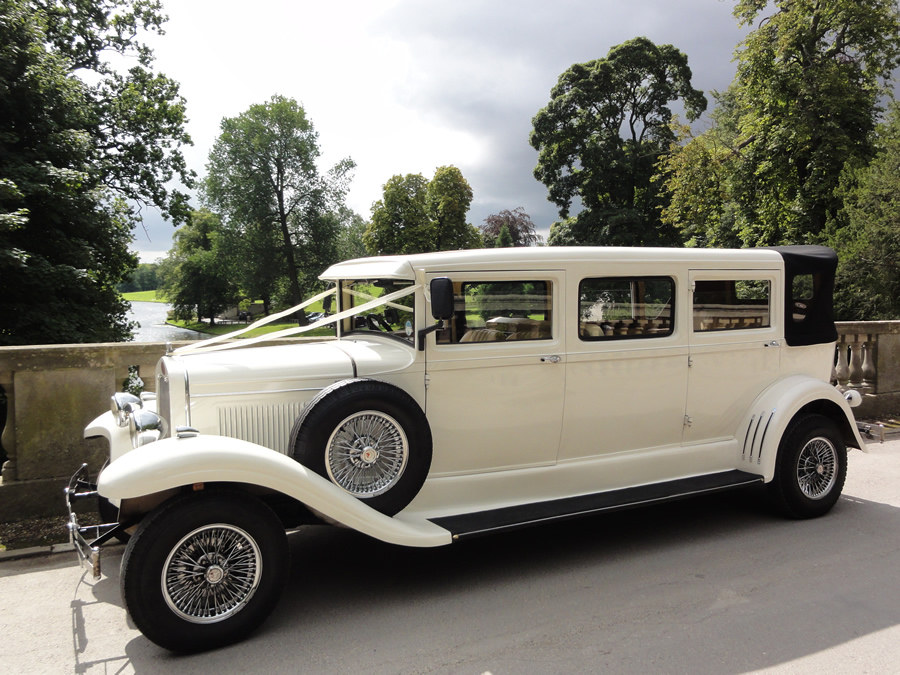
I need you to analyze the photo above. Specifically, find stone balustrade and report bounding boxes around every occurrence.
[834,321,900,418]
[1,325,899,523]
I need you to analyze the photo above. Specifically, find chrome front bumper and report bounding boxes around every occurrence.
[64,464,127,578]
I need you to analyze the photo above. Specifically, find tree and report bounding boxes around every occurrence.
[0,0,194,345]
[364,166,481,255]
[830,104,900,320]
[118,263,159,292]
[530,37,707,247]
[204,96,354,314]
[158,210,237,324]
[336,207,369,262]
[724,0,900,246]
[495,224,514,248]
[481,207,542,247]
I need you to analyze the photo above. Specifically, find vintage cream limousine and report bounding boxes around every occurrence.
[66,245,865,652]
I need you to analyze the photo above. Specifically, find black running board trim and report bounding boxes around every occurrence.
[430,470,763,540]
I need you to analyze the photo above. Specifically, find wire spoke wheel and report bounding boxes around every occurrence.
[326,410,409,497]
[795,436,838,500]
[162,524,262,624]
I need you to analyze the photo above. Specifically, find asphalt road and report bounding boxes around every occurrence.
[2,439,899,675]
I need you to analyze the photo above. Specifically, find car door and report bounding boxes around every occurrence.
[683,270,782,445]
[423,271,565,476]
[558,272,689,463]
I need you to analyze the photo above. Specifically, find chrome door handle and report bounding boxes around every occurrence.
[764,340,780,347]
[541,355,561,363]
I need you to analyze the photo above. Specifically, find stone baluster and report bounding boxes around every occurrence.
[834,336,850,387]
[861,333,877,392]
[847,335,865,389]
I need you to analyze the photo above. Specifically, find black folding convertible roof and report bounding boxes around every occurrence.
[768,245,838,347]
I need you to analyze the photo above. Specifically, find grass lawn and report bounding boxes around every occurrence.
[122,290,167,302]
[170,319,335,339]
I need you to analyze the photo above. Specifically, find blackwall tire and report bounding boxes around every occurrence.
[120,490,289,653]
[768,414,847,519]
[290,379,432,516]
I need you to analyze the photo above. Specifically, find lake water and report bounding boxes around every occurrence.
[128,301,209,343]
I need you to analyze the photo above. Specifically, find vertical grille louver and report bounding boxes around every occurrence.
[217,402,306,454]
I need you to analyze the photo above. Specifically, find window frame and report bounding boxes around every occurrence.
[577,275,676,342]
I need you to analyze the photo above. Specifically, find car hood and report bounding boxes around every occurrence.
[173,339,415,396]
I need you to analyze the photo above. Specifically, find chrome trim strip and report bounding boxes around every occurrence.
[742,414,756,460]
[758,409,776,464]
[749,414,764,462]
[191,387,325,399]
[184,367,191,427]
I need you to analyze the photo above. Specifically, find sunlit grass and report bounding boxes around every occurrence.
[122,290,167,302]
[170,319,335,339]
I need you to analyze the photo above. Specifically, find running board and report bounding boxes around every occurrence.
[430,470,763,541]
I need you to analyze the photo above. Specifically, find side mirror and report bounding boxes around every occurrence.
[323,294,333,314]
[430,277,454,320]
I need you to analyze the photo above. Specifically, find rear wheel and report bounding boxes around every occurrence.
[120,490,289,652]
[768,414,847,519]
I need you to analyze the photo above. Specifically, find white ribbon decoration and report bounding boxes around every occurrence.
[173,285,420,356]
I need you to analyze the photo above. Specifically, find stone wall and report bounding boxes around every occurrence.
[0,341,173,522]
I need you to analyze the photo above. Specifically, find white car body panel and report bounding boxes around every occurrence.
[84,245,862,541]
[98,435,452,547]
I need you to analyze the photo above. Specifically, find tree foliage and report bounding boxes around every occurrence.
[530,37,706,247]
[495,224,514,248]
[203,96,354,312]
[364,166,481,255]
[661,0,900,249]
[480,207,542,248]
[1,0,192,345]
[157,209,237,324]
[830,104,900,320]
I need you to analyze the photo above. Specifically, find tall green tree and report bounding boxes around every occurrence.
[336,206,369,261]
[364,166,481,255]
[673,0,900,248]
[203,95,355,314]
[1,0,194,345]
[530,37,706,247]
[830,104,900,320]
[158,209,237,324]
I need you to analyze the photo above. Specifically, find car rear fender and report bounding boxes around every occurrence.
[737,375,867,482]
[97,435,451,548]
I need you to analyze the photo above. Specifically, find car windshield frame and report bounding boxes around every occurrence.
[338,278,417,345]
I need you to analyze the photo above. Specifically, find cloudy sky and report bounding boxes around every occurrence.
[132,0,750,261]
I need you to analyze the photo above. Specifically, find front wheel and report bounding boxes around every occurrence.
[120,490,289,652]
[768,414,847,519]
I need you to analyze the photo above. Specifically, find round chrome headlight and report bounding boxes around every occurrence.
[129,409,169,448]
[111,392,143,428]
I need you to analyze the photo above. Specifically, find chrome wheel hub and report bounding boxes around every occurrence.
[162,524,262,624]
[326,410,409,498]
[796,436,838,500]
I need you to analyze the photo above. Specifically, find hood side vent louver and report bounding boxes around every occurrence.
[218,402,306,454]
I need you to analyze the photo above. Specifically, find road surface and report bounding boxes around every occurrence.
[1,438,898,674]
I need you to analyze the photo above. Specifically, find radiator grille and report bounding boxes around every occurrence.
[217,402,306,454]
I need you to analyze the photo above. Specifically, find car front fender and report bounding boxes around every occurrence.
[97,435,452,548]
[737,375,868,482]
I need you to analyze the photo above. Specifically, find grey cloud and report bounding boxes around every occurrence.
[371,0,748,232]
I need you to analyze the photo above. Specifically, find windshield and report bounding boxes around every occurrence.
[340,279,416,344]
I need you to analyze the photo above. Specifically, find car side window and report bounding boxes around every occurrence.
[437,280,552,343]
[693,279,770,332]
[579,277,675,340]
